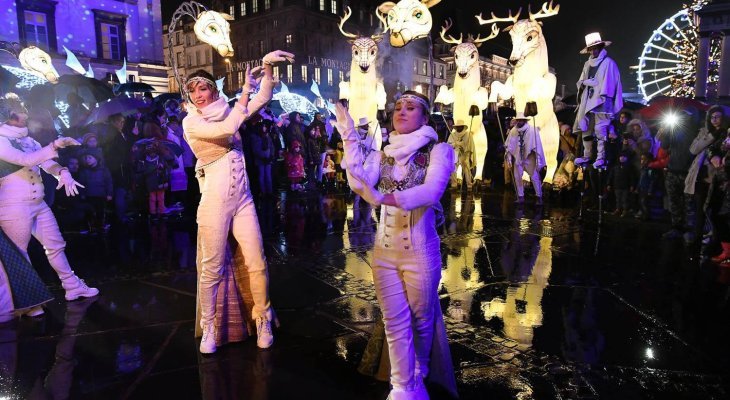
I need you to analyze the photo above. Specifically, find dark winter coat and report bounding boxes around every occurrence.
[78,165,113,198]
[608,163,636,190]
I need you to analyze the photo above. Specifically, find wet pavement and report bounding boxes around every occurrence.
[1,188,729,399]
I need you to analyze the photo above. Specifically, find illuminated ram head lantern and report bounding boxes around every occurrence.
[193,10,234,57]
[377,0,441,48]
[18,46,59,84]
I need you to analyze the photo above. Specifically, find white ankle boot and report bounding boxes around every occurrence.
[200,323,217,354]
[256,315,274,349]
[62,276,99,301]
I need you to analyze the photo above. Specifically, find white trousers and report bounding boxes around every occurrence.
[577,112,613,160]
[512,153,542,198]
[196,151,271,328]
[0,201,75,321]
[372,244,441,395]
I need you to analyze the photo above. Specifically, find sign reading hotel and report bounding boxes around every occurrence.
[226,55,350,72]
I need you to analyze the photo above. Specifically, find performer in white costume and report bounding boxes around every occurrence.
[182,50,294,354]
[0,94,98,320]
[573,32,623,168]
[505,112,546,204]
[336,91,457,400]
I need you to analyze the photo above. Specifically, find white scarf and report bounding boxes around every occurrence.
[384,125,438,166]
[0,123,29,138]
[191,97,231,122]
[588,49,607,67]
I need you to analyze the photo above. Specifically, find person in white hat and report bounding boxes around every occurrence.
[447,119,475,189]
[0,94,98,321]
[505,112,546,204]
[573,32,623,169]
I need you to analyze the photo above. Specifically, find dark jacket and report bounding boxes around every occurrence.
[103,129,134,188]
[78,165,113,198]
[284,122,306,150]
[251,133,274,166]
[608,163,636,190]
[658,127,695,174]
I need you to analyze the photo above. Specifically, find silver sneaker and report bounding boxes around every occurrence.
[256,315,274,349]
[200,323,217,354]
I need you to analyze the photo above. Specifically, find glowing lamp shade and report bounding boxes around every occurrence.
[18,46,59,84]
[473,88,489,110]
[193,10,234,57]
[434,85,453,105]
[338,81,350,100]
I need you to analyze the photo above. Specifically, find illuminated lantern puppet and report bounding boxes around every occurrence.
[377,0,441,48]
[168,1,235,97]
[18,46,59,84]
[338,7,387,151]
[439,20,498,186]
[479,1,561,184]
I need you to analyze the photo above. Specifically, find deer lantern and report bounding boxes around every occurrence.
[439,20,498,185]
[377,0,440,48]
[338,7,387,150]
[477,1,561,184]
[18,46,59,84]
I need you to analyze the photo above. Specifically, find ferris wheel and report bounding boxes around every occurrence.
[635,1,714,101]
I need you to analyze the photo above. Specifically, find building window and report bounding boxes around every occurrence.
[421,61,428,75]
[16,0,58,52]
[319,0,325,11]
[273,19,278,28]
[187,55,192,67]
[265,0,271,10]
[287,64,293,83]
[273,66,280,80]
[314,67,320,83]
[177,52,184,67]
[252,0,259,13]
[229,5,235,16]
[330,0,337,13]
[327,68,333,86]
[237,71,243,87]
[285,34,293,48]
[339,70,344,83]
[100,23,122,60]
[301,65,308,82]
[240,2,247,16]
[413,60,417,74]
[258,40,265,56]
[23,11,49,50]
[94,10,128,61]
[196,51,201,66]
[206,49,212,64]
[438,65,444,79]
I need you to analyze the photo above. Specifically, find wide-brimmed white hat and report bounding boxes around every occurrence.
[580,32,612,54]
[514,112,530,121]
[453,119,467,127]
[357,117,370,127]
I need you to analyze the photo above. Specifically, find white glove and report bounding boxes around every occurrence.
[262,50,295,65]
[333,102,355,140]
[56,169,85,197]
[53,137,81,149]
[581,78,598,87]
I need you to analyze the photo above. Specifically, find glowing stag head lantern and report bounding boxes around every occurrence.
[476,1,560,67]
[377,0,441,48]
[18,46,59,84]
[338,7,382,73]
[193,10,234,57]
[440,19,498,79]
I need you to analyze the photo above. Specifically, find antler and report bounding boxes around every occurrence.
[375,9,389,34]
[338,6,358,39]
[472,24,499,44]
[529,1,560,20]
[475,7,522,25]
[439,19,463,45]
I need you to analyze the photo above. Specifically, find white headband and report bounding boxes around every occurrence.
[185,76,216,91]
[396,94,430,111]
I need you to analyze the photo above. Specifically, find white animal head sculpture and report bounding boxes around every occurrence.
[18,46,59,84]
[476,1,559,67]
[377,0,440,48]
[440,19,498,79]
[339,7,382,73]
[193,10,234,57]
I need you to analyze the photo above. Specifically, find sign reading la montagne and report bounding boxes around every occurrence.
[227,56,350,72]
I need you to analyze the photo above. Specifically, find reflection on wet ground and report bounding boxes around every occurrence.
[1,189,729,399]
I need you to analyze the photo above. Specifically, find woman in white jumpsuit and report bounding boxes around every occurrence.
[336,91,457,400]
[182,50,293,354]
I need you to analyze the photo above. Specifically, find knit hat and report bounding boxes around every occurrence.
[82,132,99,146]
[0,93,28,124]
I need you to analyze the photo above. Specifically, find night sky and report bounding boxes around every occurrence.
[162,0,688,94]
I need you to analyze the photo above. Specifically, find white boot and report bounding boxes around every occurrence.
[62,275,99,301]
[200,323,217,354]
[256,315,274,349]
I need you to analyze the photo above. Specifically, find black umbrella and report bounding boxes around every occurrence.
[114,82,154,94]
[55,75,114,103]
[0,66,19,94]
[153,92,182,105]
[135,138,183,157]
[83,97,149,125]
